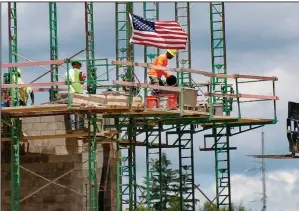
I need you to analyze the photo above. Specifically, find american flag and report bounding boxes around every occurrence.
[129,13,188,50]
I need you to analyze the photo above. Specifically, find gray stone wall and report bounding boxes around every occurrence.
[1,115,117,211]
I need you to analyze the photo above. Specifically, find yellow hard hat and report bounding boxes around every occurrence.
[17,68,21,75]
[167,49,177,57]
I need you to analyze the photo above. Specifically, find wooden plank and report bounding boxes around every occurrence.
[1,104,71,113]
[2,130,120,142]
[247,154,299,159]
[32,86,88,92]
[204,93,279,100]
[112,60,278,81]
[113,80,181,92]
[2,82,65,89]
[1,59,65,68]
[112,60,213,77]
[1,104,144,117]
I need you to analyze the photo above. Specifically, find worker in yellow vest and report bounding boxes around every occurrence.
[65,60,85,94]
[65,60,86,130]
[17,69,34,106]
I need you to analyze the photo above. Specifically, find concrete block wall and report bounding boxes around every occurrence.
[21,114,102,155]
[1,154,79,211]
[1,114,117,211]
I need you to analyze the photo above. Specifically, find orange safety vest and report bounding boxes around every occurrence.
[148,54,170,79]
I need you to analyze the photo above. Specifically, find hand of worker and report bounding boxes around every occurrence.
[82,73,87,80]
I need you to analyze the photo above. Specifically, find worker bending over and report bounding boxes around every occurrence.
[148,49,177,95]
[65,60,86,130]
[17,69,34,106]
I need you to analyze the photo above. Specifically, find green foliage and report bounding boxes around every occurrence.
[139,152,198,211]
[198,201,252,211]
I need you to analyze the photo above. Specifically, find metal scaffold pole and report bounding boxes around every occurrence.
[142,2,160,208]
[210,2,232,114]
[210,2,233,210]
[115,2,135,92]
[87,115,99,211]
[8,2,21,211]
[174,3,195,210]
[177,124,196,211]
[115,2,136,210]
[143,2,159,100]
[84,3,98,211]
[49,2,59,101]
[85,2,96,94]
[175,2,192,87]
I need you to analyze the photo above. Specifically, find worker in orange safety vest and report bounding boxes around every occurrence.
[148,49,177,95]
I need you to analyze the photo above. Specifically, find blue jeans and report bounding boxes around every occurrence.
[71,114,85,130]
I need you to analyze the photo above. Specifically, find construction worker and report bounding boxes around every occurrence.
[148,49,178,95]
[65,60,85,94]
[65,60,86,130]
[16,69,34,106]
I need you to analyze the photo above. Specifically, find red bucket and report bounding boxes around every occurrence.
[146,96,158,109]
[167,94,178,110]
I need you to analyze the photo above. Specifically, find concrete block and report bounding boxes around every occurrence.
[41,146,56,154]
[23,122,33,130]
[27,130,41,136]
[55,129,66,135]
[40,116,55,123]
[48,138,65,146]
[47,122,56,130]
[55,115,65,122]
[28,146,42,153]
[54,146,69,155]
[33,122,48,130]
[33,117,41,123]
[55,122,65,130]
[41,129,56,136]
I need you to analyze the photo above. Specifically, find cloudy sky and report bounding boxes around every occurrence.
[2,2,299,211]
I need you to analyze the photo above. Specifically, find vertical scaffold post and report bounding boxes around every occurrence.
[85,2,96,94]
[175,4,195,210]
[49,2,59,101]
[115,2,137,211]
[87,115,99,211]
[144,122,163,210]
[8,2,19,107]
[84,3,98,211]
[210,2,231,115]
[143,2,159,100]
[115,2,134,93]
[8,2,21,211]
[210,3,232,210]
[115,116,137,210]
[177,124,195,211]
[175,2,192,87]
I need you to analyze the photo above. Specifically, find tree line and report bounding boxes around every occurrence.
[126,153,251,211]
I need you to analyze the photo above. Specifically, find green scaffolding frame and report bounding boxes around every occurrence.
[49,2,59,102]
[115,2,137,210]
[175,2,192,87]
[8,3,21,211]
[209,2,232,210]
[85,2,97,94]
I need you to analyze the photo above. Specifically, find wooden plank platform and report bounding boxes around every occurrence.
[247,154,299,159]
[1,130,120,142]
[112,60,278,81]
[1,104,144,117]
[1,104,275,127]
[201,118,274,126]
